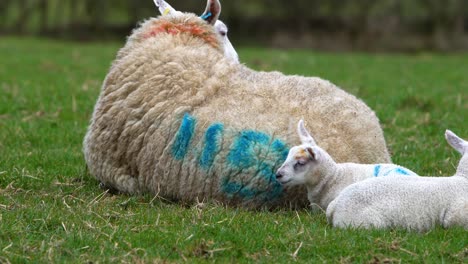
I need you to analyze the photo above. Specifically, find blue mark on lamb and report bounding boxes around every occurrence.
[393,167,411,175]
[383,167,412,176]
[373,164,416,177]
[199,123,224,170]
[373,165,381,177]
[172,113,196,160]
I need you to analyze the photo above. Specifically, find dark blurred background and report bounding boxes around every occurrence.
[1,0,467,52]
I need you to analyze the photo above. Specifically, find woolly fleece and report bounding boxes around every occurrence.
[83,13,391,208]
[327,131,468,230]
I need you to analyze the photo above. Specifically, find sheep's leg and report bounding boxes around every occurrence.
[99,182,120,195]
[114,174,139,194]
[97,169,140,195]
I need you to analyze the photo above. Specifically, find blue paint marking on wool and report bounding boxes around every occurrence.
[239,187,256,199]
[221,176,281,201]
[199,123,224,170]
[267,181,283,201]
[200,11,212,20]
[169,114,290,202]
[227,130,270,167]
[221,181,258,200]
[223,131,289,201]
[171,113,196,160]
[383,168,395,176]
[394,167,411,175]
[272,139,290,162]
[258,161,283,200]
[373,165,381,177]
[381,167,412,176]
[222,181,241,195]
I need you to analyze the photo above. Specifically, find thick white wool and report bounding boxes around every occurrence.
[83,14,391,208]
[327,130,468,231]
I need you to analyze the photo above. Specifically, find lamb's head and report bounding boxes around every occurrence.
[445,129,468,177]
[276,120,331,186]
[152,0,238,62]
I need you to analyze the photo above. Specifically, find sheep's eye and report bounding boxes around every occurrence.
[219,31,227,37]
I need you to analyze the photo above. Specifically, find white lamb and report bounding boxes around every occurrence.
[275,120,418,210]
[327,130,468,231]
[154,0,238,62]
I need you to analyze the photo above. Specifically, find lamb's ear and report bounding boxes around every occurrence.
[154,0,178,16]
[306,147,318,161]
[446,130,467,155]
[201,0,221,25]
[297,120,317,146]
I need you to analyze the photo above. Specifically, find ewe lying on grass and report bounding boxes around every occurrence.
[276,120,417,210]
[327,130,468,231]
[83,0,391,208]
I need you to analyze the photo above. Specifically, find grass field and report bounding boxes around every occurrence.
[0,37,467,263]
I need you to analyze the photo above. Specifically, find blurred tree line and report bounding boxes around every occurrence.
[1,0,467,51]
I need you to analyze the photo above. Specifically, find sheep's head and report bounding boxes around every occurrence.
[276,120,324,186]
[150,0,238,62]
[445,129,468,176]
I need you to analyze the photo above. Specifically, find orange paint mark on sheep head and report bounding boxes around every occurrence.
[143,21,220,49]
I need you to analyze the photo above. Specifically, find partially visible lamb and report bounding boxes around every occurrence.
[327,130,468,231]
[154,0,238,62]
[276,120,417,210]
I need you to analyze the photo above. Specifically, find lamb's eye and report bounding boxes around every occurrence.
[219,31,227,37]
[294,161,306,170]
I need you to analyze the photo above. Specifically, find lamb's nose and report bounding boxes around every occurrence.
[276,171,283,179]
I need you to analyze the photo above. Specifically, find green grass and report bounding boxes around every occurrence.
[0,37,467,263]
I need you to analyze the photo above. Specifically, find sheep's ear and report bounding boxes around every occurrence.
[306,147,318,161]
[446,130,467,155]
[201,0,221,25]
[154,0,178,16]
[297,120,317,146]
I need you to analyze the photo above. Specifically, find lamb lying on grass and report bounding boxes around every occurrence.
[276,120,418,210]
[327,130,468,231]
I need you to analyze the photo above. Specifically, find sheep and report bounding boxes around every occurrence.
[276,120,417,211]
[154,0,238,63]
[83,0,391,208]
[326,130,468,231]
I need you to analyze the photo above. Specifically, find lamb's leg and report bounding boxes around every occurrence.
[442,199,468,230]
[328,206,387,229]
